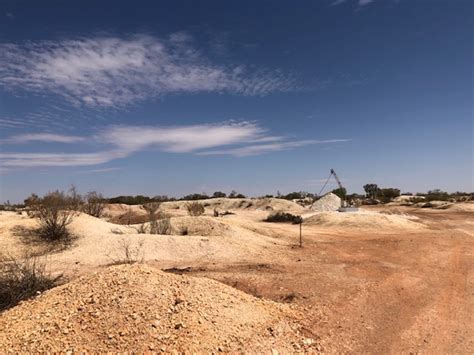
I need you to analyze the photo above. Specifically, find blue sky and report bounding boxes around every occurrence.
[0,0,472,202]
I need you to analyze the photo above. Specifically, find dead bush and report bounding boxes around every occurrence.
[144,202,161,216]
[133,223,148,234]
[186,202,205,216]
[150,217,172,235]
[82,191,105,218]
[107,238,144,265]
[0,253,61,312]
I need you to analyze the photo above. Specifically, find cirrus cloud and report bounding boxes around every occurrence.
[0,34,298,108]
[0,121,350,169]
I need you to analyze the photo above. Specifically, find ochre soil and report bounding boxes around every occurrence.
[1,203,472,353]
[156,206,473,353]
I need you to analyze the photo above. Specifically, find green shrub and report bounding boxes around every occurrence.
[266,212,302,224]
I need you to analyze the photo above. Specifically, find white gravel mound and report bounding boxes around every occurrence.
[310,193,342,212]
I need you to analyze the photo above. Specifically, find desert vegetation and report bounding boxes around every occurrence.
[0,253,60,312]
[186,201,205,216]
[265,211,303,224]
[24,190,77,242]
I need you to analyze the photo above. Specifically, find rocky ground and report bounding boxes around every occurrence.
[0,264,315,353]
[0,200,472,353]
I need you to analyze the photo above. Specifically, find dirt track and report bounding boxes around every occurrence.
[162,206,473,353]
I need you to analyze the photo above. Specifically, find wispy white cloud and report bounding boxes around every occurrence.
[0,122,349,168]
[332,0,375,6]
[2,133,86,144]
[99,121,265,153]
[198,139,350,156]
[0,151,126,167]
[74,167,122,174]
[0,34,297,108]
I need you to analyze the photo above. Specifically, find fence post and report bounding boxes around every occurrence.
[299,222,302,247]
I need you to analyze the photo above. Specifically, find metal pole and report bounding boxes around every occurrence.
[299,222,302,247]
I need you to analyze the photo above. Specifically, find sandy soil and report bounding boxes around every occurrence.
[0,201,472,353]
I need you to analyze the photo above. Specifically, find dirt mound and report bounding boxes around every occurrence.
[103,204,147,218]
[310,193,341,212]
[169,216,231,236]
[162,198,305,214]
[104,204,149,224]
[445,202,474,212]
[304,211,425,231]
[0,264,311,353]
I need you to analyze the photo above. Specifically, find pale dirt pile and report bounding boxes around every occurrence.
[0,213,288,272]
[310,193,342,212]
[161,198,306,214]
[445,202,474,212]
[0,264,312,353]
[304,211,425,231]
[0,212,38,257]
[103,204,147,218]
[393,195,424,203]
[105,198,306,224]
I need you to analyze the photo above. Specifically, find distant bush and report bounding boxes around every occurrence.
[266,212,302,224]
[229,190,246,199]
[186,202,205,216]
[278,191,314,200]
[378,188,401,203]
[0,253,60,312]
[425,189,450,201]
[150,217,172,235]
[107,195,154,205]
[82,191,105,217]
[212,191,227,198]
[182,193,209,201]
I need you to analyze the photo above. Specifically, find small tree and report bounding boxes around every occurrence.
[379,188,400,203]
[83,191,105,217]
[363,184,379,199]
[229,190,245,199]
[186,202,205,216]
[212,191,227,198]
[425,189,450,201]
[332,187,347,201]
[33,191,76,241]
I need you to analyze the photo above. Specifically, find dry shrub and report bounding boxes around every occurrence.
[266,211,302,224]
[132,202,172,235]
[26,191,76,242]
[186,202,205,216]
[108,238,144,265]
[82,191,105,217]
[144,202,161,216]
[150,217,172,235]
[0,253,61,312]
